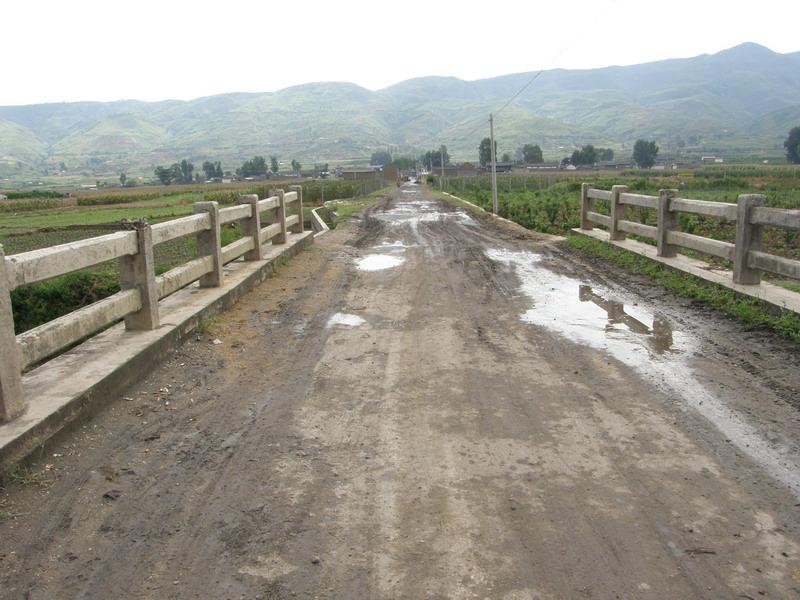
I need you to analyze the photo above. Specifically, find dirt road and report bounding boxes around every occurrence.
[2,185,799,599]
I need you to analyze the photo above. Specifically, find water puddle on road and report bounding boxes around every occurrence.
[326,313,366,328]
[372,198,476,228]
[356,254,406,271]
[487,248,800,497]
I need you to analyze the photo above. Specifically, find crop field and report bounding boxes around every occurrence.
[0,178,383,334]
[438,166,800,268]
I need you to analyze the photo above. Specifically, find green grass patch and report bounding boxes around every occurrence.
[565,235,800,343]
[328,186,392,223]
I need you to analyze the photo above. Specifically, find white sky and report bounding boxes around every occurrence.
[2,0,798,106]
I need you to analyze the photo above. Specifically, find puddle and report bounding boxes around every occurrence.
[372,199,476,228]
[372,241,413,253]
[326,313,366,328]
[356,254,405,271]
[487,248,800,498]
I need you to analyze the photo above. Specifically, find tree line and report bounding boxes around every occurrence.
[151,155,305,184]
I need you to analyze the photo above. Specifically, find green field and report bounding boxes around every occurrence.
[437,166,800,266]
[1,179,384,335]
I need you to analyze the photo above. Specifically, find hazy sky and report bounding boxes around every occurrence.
[3,0,797,106]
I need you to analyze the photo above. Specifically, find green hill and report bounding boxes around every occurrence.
[1,42,798,181]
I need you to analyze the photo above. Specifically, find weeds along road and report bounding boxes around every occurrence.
[2,184,800,599]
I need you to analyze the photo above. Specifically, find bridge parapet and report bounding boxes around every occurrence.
[0,190,298,424]
[580,184,800,287]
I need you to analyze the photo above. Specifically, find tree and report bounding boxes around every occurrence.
[179,159,194,184]
[571,144,598,166]
[291,159,301,173]
[154,165,174,185]
[598,148,614,161]
[270,156,279,174]
[392,156,416,170]
[500,152,512,163]
[478,137,497,166]
[785,126,800,164]
[521,144,543,164]
[237,156,267,177]
[633,139,659,168]
[119,172,127,187]
[370,150,392,166]
[420,145,450,169]
[202,161,223,179]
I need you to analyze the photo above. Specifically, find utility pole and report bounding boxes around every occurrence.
[490,113,498,214]
[440,147,445,190]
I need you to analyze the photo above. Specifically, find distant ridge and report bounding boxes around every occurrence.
[1,42,798,179]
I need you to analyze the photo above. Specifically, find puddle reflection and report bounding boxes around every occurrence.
[578,285,673,354]
[486,247,800,497]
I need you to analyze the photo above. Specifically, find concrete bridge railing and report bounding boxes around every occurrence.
[0,186,304,423]
[580,184,800,286]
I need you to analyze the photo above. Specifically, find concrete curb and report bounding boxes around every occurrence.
[573,227,800,314]
[310,206,330,237]
[0,232,313,475]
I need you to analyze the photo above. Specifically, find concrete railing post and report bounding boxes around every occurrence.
[0,245,25,422]
[733,194,766,285]
[274,189,288,244]
[119,220,159,330]
[656,189,679,257]
[580,183,592,230]
[609,184,628,241]
[238,194,263,261]
[289,185,305,234]
[194,201,223,287]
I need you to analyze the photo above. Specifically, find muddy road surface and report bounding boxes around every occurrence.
[2,185,799,599]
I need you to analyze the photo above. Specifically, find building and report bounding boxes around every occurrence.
[340,167,381,181]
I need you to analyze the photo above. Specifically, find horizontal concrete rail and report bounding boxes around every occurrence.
[618,220,657,240]
[260,223,283,244]
[670,198,737,221]
[151,213,210,245]
[587,188,612,201]
[667,231,735,261]
[219,204,251,225]
[156,256,214,300]
[258,196,280,212]
[580,184,800,289]
[619,193,658,209]
[5,231,138,290]
[0,189,300,425]
[17,289,141,370]
[751,206,800,229]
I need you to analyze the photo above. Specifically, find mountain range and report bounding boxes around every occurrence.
[1,42,798,181]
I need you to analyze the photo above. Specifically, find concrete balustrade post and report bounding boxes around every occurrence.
[733,194,766,285]
[656,189,679,257]
[273,189,288,244]
[579,183,592,230]
[119,220,159,330]
[238,194,263,261]
[289,185,304,234]
[0,245,25,422]
[609,185,628,241]
[194,201,223,287]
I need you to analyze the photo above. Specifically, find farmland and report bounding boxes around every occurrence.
[437,165,800,268]
[0,179,383,333]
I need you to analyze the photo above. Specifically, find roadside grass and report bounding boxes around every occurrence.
[7,465,53,489]
[327,186,392,224]
[431,190,486,217]
[565,235,800,343]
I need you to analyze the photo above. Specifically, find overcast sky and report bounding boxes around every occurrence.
[3,0,797,106]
